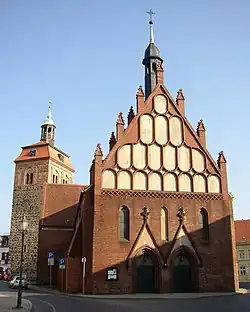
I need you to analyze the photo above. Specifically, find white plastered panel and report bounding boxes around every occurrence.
[163,145,176,170]
[133,143,146,170]
[154,95,167,114]
[155,115,168,145]
[133,171,147,190]
[148,144,161,170]
[117,171,131,189]
[208,175,220,193]
[178,145,191,172]
[169,116,183,146]
[193,174,206,192]
[140,114,153,144]
[179,173,192,192]
[117,144,131,169]
[148,172,162,191]
[192,149,205,172]
[102,170,116,189]
[163,173,177,191]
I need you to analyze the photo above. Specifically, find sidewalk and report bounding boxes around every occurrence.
[0,294,32,311]
[30,284,247,299]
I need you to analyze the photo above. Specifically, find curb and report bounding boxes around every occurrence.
[30,285,247,300]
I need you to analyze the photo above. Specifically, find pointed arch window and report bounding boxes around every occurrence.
[161,207,168,241]
[200,208,209,241]
[26,173,30,184]
[120,206,129,241]
[30,173,33,184]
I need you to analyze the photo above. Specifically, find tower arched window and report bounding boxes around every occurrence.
[30,173,33,184]
[161,207,168,241]
[26,174,30,184]
[1,252,5,261]
[120,206,129,241]
[200,208,209,241]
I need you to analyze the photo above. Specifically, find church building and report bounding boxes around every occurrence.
[9,13,238,294]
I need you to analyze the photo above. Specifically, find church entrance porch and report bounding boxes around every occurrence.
[171,251,198,293]
[135,252,158,293]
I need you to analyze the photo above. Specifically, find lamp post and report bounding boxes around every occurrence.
[16,216,28,309]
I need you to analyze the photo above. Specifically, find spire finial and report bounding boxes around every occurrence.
[48,101,52,119]
[147,9,155,43]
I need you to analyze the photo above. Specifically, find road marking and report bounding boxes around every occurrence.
[39,299,57,312]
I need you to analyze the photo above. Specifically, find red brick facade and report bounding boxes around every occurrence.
[59,82,238,294]
[36,28,238,294]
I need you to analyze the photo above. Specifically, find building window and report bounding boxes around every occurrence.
[26,172,34,184]
[26,173,29,184]
[239,250,245,259]
[161,207,168,241]
[248,250,250,259]
[55,175,58,183]
[1,253,5,261]
[30,173,33,184]
[240,266,246,275]
[120,206,129,241]
[52,174,55,183]
[200,208,209,241]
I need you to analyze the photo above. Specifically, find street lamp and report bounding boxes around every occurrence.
[16,216,28,309]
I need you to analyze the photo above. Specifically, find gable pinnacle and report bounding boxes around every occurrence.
[217,151,227,164]
[127,106,135,125]
[116,112,124,125]
[177,88,185,100]
[109,132,117,151]
[197,119,206,132]
[137,86,144,97]
[94,143,103,157]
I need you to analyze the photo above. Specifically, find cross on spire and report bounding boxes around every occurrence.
[147,9,155,25]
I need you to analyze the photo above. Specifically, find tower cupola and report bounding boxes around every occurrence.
[142,10,164,99]
[40,102,56,145]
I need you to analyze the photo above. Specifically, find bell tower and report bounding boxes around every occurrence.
[9,102,74,281]
[40,102,56,145]
[142,10,164,99]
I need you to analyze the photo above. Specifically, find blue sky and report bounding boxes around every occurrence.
[1,0,250,234]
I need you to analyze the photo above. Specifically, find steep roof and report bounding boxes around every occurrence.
[14,141,74,172]
[41,183,89,227]
[235,219,250,243]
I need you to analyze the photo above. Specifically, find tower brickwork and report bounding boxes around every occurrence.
[9,105,74,281]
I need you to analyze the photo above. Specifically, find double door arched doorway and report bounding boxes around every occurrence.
[134,250,197,293]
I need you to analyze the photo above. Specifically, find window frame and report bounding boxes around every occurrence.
[119,206,130,241]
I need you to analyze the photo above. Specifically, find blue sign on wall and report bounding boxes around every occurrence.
[59,257,66,269]
[48,252,55,259]
[59,257,66,265]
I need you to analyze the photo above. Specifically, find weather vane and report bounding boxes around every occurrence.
[147,9,155,24]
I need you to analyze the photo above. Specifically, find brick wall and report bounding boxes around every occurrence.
[90,193,237,293]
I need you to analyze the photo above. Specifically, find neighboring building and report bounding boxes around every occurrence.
[235,219,250,282]
[0,235,10,273]
[9,14,238,293]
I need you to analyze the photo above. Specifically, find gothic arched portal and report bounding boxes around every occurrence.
[170,248,199,293]
[135,251,159,293]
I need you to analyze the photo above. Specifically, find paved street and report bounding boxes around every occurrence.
[1,281,250,312]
